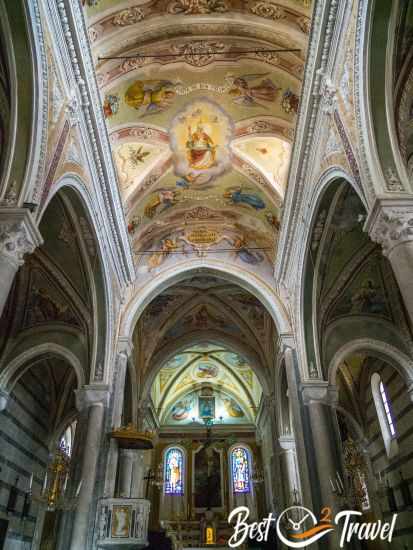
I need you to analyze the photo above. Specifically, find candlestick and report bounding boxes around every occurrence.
[62,473,68,495]
[42,472,48,495]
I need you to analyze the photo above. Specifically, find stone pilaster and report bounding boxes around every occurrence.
[366,198,413,325]
[0,208,43,316]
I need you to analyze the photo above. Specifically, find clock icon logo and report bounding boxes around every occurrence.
[276,506,334,548]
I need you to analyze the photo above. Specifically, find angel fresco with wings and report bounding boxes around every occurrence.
[228,73,280,108]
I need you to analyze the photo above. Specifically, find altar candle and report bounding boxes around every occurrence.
[42,472,48,495]
[29,473,33,491]
[62,473,68,495]
[75,480,83,497]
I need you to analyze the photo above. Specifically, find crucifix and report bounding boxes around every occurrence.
[143,468,156,499]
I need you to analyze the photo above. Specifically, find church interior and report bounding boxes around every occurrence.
[1,0,413,549]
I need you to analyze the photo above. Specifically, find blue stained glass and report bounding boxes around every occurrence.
[231,447,251,494]
[164,448,184,495]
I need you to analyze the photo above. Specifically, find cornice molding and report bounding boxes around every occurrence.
[275,0,340,283]
[54,0,135,286]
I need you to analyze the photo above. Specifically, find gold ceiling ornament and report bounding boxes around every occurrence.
[111,423,155,449]
[187,227,219,245]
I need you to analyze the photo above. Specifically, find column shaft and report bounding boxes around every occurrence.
[387,241,413,325]
[70,402,105,550]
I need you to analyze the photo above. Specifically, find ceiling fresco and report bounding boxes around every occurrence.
[151,344,261,425]
[82,0,313,277]
[136,275,276,377]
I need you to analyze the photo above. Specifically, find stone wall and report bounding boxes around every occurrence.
[366,363,413,548]
[0,369,50,548]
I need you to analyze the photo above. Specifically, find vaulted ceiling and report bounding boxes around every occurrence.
[135,274,277,403]
[151,344,262,426]
[82,0,313,275]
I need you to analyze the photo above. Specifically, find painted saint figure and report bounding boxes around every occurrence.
[232,447,250,493]
[164,448,184,495]
[186,123,217,170]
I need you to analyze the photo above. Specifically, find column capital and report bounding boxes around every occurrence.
[120,448,143,460]
[75,385,110,411]
[277,333,296,352]
[117,337,133,358]
[301,382,339,406]
[301,381,329,405]
[365,197,413,256]
[277,435,296,452]
[0,208,43,268]
[0,389,10,412]
[262,393,277,412]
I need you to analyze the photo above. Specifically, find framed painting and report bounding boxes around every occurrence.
[199,396,215,420]
[111,505,131,538]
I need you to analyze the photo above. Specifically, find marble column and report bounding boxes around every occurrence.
[118,449,135,498]
[117,449,146,498]
[277,435,300,507]
[366,198,413,326]
[0,208,43,317]
[131,450,146,498]
[282,343,314,511]
[301,382,342,549]
[104,339,133,497]
[70,386,109,550]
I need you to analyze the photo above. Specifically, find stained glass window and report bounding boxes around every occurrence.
[231,447,251,494]
[164,447,184,495]
[59,420,77,457]
[379,381,396,437]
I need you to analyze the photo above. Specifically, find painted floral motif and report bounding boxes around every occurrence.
[112,7,144,26]
[250,2,286,20]
[167,0,228,14]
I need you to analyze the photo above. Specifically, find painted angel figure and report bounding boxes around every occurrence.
[228,73,280,108]
[125,80,176,116]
